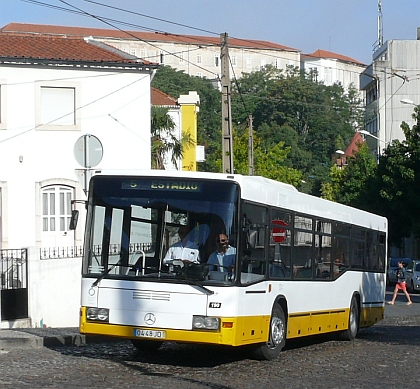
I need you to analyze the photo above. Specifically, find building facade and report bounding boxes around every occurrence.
[1,23,301,81]
[0,33,156,327]
[301,49,366,91]
[360,38,420,159]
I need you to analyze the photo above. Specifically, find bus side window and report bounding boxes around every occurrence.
[240,204,268,283]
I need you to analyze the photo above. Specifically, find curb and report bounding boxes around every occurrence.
[0,330,120,350]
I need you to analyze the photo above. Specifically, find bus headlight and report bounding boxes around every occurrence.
[86,307,109,322]
[192,316,220,330]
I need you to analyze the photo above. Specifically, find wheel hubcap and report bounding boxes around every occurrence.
[269,316,285,348]
[349,304,357,334]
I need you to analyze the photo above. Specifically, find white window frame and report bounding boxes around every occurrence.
[246,56,252,69]
[35,81,81,131]
[214,54,219,67]
[231,56,237,66]
[197,54,202,64]
[41,185,73,233]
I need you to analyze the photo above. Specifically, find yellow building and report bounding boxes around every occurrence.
[178,92,201,171]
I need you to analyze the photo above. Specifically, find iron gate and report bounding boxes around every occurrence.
[1,249,28,320]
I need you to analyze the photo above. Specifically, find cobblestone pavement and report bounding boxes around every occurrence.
[1,315,420,389]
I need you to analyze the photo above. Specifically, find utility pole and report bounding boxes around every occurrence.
[220,33,234,174]
[248,114,254,175]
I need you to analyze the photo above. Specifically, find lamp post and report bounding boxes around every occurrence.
[401,98,416,106]
[357,130,388,161]
[401,99,420,127]
[357,130,387,145]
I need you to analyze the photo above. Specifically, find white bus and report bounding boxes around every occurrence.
[77,170,387,360]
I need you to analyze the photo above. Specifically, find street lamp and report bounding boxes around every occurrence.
[401,98,416,106]
[401,98,420,127]
[357,130,387,145]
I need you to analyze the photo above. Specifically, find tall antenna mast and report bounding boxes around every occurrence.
[377,1,383,49]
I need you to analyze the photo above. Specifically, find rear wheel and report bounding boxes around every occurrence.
[253,304,286,360]
[131,339,163,352]
[338,295,359,341]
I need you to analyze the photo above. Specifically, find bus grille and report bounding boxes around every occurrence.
[133,291,170,301]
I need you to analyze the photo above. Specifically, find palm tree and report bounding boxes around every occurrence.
[151,106,193,170]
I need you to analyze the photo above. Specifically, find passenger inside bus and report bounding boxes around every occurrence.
[163,225,200,263]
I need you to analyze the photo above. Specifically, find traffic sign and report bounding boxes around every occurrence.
[271,219,288,243]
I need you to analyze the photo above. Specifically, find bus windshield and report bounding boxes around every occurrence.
[82,176,239,284]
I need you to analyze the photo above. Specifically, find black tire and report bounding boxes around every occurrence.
[131,339,163,352]
[338,295,359,341]
[253,304,286,360]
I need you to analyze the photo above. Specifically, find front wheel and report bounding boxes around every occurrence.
[253,304,286,360]
[338,295,359,341]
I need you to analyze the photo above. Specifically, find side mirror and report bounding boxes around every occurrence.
[69,210,79,230]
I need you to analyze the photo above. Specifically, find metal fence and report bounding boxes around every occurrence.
[39,244,152,260]
[40,246,84,260]
[0,248,27,290]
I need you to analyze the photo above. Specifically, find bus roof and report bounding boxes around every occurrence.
[92,169,387,232]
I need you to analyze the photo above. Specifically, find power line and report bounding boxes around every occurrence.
[81,0,218,36]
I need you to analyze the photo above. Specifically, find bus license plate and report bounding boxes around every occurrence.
[134,329,166,339]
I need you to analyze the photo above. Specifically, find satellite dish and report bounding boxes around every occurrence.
[74,134,103,168]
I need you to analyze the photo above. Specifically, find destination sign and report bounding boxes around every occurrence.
[122,179,202,192]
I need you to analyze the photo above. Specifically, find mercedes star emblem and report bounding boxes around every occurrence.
[144,313,156,325]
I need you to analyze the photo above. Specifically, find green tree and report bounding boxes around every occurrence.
[369,108,420,246]
[231,65,364,191]
[321,142,377,207]
[231,126,302,186]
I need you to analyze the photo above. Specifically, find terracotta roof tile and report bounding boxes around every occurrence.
[1,23,300,52]
[0,33,149,64]
[302,49,365,66]
[151,87,178,107]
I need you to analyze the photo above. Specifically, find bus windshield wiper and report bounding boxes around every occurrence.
[92,258,122,287]
[173,261,214,295]
[180,278,214,295]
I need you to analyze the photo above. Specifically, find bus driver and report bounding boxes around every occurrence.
[207,233,236,274]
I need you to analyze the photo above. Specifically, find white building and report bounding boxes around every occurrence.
[1,23,301,80]
[0,33,156,327]
[360,35,420,159]
[301,49,366,91]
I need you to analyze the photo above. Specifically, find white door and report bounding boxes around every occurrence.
[41,185,74,247]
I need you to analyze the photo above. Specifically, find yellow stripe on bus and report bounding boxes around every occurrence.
[80,305,384,346]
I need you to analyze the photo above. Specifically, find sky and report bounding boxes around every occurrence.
[2,0,420,65]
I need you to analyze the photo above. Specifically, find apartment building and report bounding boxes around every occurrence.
[301,49,366,91]
[1,23,301,80]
